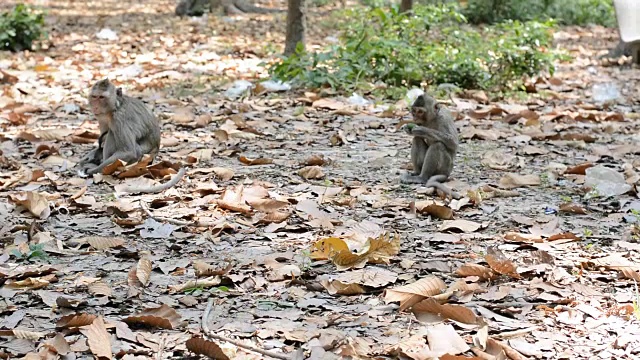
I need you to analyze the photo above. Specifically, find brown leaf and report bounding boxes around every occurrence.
[485,247,521,279]
[412,298,481,325]
[566,162,594,175]
[212,167,234,181]
[136,257,152,287]
[193,260,233,277]
[84,236,125,250]
[88,281,113,297]
[455,263,496,280]
[620,268,640,281]
[384,276,447,311]
[439,219,482,233]
[122,304,182,330]
[80,317,112,360]
[8,192,51,219]
[215,199,253,214]
[298,165,325,179]
[422,204,454,220]
[303,154,327,166]
[320,280,366,295]
[559,202,588,215]
[247,198,289,212]
[44,333,70,355]
[498,173,541,189]
[185,337,230,360]
[56,313,97,329]
[238,155,273,165]
[255,211,291,224]
[102,159,126,175]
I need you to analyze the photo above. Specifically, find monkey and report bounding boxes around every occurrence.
[80,79,161,176]
[79,87,124,168]
[400,93,462,200]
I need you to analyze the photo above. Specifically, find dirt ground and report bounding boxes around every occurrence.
[1,0,640,359]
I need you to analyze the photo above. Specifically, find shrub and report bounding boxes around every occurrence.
[462,0,615,27]
[268,4,558,98]
[0,4,46,52]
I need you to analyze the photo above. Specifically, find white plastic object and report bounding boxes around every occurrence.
[613,0,640,43]
[584,165,632,198]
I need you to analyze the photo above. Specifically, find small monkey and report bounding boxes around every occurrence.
[400,93,461,199]
[80,79,161,175]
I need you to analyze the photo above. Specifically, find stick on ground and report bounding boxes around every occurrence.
[201,299,294,360]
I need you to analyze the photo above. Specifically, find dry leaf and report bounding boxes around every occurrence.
[8,192,51,219]
[185,337,230,360]
[413,298,481,325]
[298,165,325,179]
[485,247,521,279]
[320,280,366,295]
[238,155,273,165]
[303,155,327,166]
[422,204,454,220]
[56,313,98,329]
[122,304,182,330]
[384,276,447,311]
[499,173,541,189]
[136,257,152,287]
[247,198,289,212]
[88,281,112,297]
[439,219,482,233]
[85,236,125,250]
[80,317,112,360]
[193,260,232,277]
[566,162,594,175]
[455,264,496,280]
[309,237,350,260]
[212,167,235,181]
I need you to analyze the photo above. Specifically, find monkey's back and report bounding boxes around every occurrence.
[112,95,161,157]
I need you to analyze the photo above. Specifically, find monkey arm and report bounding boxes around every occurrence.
[410,126,457,151]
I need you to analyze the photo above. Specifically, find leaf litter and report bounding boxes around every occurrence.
[0,0,640,359]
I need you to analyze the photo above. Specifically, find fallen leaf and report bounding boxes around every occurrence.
[80,317,112,360]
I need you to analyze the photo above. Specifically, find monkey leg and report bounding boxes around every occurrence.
[410,137,427,175]
[401,143,460,199]
[86,148,142,175]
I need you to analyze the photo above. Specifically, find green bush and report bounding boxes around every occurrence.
[0,4,46,52]
[462,0,615,27]
[268,4,558,98]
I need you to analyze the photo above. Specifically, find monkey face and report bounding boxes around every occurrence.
[411,96,438,125]
[88,80,117,115]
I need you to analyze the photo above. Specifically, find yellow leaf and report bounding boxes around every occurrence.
[309,237,350,260]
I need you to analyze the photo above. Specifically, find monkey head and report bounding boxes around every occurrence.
[88,79,118,115]
[411,94,440,125]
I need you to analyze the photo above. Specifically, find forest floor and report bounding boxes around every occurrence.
[1,0,640,359]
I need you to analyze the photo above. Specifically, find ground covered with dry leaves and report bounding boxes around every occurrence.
[1,0,640,359]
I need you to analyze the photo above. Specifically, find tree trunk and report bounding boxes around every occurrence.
[399,0,413,13]
[284,0,306,56]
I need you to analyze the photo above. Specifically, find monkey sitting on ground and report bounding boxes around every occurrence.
[79,79,186,192]
[79,79,161,175]
[400,93,462,200]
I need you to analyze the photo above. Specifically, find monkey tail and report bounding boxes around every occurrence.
[426,174,462,200]
[122,167,187,194]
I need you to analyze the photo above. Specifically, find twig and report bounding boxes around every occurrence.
[201,299,293,360]
[494,326,539,339]
[139,200,192,226]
